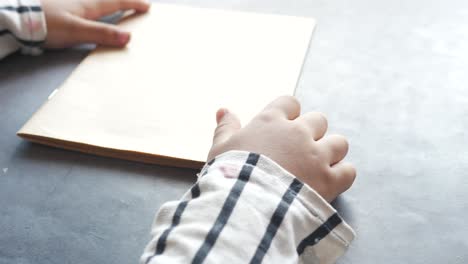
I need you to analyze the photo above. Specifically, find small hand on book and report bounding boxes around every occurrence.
[208,96,356,202]
[41,0,151,48]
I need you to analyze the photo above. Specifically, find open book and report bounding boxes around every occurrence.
[18,3,316,169]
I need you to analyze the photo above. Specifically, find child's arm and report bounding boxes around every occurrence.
[141,96,357,264]
[0,0,150,59]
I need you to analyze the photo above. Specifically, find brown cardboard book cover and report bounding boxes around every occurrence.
[18,3,316,169]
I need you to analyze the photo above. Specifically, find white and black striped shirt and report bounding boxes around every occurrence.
[0,0,46,59]
[141,151,355,264]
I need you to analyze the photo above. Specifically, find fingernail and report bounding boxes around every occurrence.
[216,108,228,123]
[118,32,130,46]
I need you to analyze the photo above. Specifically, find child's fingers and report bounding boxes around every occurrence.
[295,112,327,140]
[212,108,241,146]
[70,16,131,46]
[318,135,349,165]
[94,0,151,16]
[262,96,301,120]
[330,162,356,196]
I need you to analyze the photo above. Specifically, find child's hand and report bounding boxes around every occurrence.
[208,96,356,202]
[41,0,151,48]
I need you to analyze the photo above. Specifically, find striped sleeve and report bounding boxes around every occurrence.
[141,151,355,264]
[0,0,47,59]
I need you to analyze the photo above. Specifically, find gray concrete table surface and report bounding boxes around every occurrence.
[1,0,468,263]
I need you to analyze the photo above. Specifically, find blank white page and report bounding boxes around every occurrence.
[18,3,316,168]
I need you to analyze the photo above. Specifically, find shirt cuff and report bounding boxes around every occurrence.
[1,0,48,56]
[20,0,47,55]
[200,150,355,263]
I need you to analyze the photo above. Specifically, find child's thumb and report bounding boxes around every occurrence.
[212,108,241,146]
[70,16,131,47]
